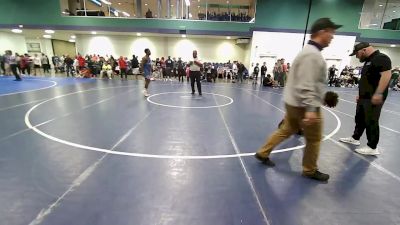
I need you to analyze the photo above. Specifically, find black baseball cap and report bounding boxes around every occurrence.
[349,42,370,56]
[310,18,343,34]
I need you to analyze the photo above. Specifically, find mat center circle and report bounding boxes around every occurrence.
[146,92,234,109]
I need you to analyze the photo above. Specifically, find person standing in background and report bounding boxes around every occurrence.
[140,48,152,97]
[5,50,22,81]
[261,62,267,86]
[189,50,203,96]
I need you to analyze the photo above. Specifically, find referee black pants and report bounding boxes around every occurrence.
[190,71,202,95]
[352,99,384,149]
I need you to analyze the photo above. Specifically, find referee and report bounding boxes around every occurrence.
[189,50,203,96]
[340,42,392,156]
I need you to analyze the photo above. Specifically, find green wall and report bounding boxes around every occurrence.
[0,0,400,42]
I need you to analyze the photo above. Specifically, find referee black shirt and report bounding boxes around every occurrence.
[359,50,392,100]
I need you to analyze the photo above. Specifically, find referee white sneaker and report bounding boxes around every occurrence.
[355,146,380,156]
[339,137,360,146]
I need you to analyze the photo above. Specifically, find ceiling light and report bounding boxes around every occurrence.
[118,2,121,5]
[43,34,52,39]
[69,39,76,43]
[11,29,23,33]
[100,0,111,5]
[137,33,142,36]
[171,4,174,7]
[91,31,97,34]
[145,3,148,6]
[379,4,383,7]
[71,35,76,39]
[19,25,23,28]
[182,34,187,38]
[45,30,55,34]
[198,5,200,8]
[185,0,190,6]
[391,44,396,47]
[227,36,231,39]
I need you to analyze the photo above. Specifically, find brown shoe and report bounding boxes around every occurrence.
[254,152,275,167]
[302,170,330,181]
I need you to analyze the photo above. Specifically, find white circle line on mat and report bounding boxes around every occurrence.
[0,79,57,97]
[146,92,234,109]
[25,86,341,159]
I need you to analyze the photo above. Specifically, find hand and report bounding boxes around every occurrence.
[356,95,359,103]
[303,112,319,126]
[371,93,383,105]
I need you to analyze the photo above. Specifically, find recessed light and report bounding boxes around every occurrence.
[391,44,396,47]
[379,4,383,7]
[18,25,23,28]
[100,0,111,5]
[11,29,23,33]
[69,39,76,43]
[118,2,121,5]
[43,34,52,39]
[91,31,97,34]
[182,34,187,38]
[71,35,76,39]
[145,3,148,6]
[45,30,55,34]
[137,33,142,36]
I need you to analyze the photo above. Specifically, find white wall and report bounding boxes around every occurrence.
[0,32,27,54]
[76,34,249,63]
[250,31,356,72]
[350,45,400,68]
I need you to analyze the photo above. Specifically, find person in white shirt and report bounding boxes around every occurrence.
[189,50,203,96]
[32,54,41,76]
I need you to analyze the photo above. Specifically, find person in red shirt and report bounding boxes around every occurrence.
[118,56,127,80]
[77,54,86,70]
[19,54,29,75]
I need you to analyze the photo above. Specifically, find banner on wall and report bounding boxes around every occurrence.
[26,43,41,53]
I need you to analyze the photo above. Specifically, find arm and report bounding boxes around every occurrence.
[297,55,322,112]
[372,70,391,105]
[139,56,146,72]
[296,55,323,125]
[194,60,202,67]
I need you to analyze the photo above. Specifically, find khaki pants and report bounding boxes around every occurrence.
[257,104,322,174]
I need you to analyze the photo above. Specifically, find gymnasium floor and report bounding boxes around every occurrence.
[1,75,400,225]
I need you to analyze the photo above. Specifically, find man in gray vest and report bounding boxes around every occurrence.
[255,18,342,182]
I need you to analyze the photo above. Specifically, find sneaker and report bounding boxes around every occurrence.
[339,137,360,146]
[254,152,275,167]
[303,170,330,181]
[355,146,380,156]
[143,90,150,97]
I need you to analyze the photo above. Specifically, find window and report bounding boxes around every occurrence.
[360,0,400,30]
[60,0,255,22]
